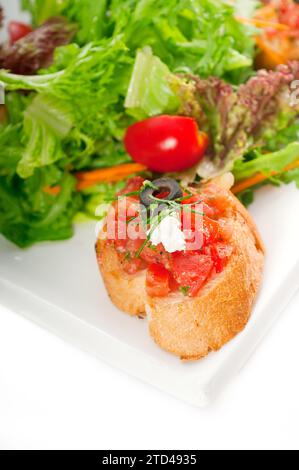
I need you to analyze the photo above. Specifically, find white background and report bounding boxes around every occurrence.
[1,291,299,450]
[1,0,299,451]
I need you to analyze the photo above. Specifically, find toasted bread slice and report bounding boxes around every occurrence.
[96,239,146,317]
[96,182,264,360]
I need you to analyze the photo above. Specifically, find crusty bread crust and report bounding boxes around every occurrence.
[147,209,264,360]
[96,239,147,317]
[95,185,264,360]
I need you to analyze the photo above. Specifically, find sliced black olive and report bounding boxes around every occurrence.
[140,177,183,208]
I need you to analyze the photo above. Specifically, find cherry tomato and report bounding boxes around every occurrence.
[124,115,209,173]
[170,252,213,296]
[8,21,33,43]
[146,263,171,297]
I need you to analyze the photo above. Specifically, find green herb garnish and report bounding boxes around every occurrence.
[179,286,190,296]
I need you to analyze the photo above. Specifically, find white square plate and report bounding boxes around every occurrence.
[1,183,299,406]
[1,0,299,406]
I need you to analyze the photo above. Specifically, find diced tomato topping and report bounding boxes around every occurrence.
[201,184,230,213]
[202,202,218,219]
[210,246,225,274]
[202,217,222,245]
[146,263,171,297]
[139,243,169,266]
[126,238,144,254]
[118,176,145,196]
[168,273,179,292]
[182,191,220,218]
[113,198,140,224]
[107,214,146,249]
[121,255,146,275]
[205,242,234,274]
[109,177,233,298]
[170,252,214,296]
[181,195,220,234]
[183,216,222,250]
[114,237,127,253]
[181,193,202,205]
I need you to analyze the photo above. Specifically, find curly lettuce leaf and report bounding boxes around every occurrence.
[233,142,299,181]
[22,0,254,81]
[281,168,299,188]
[0,123,23,174]
[18,94,73,178]
[65,0,108,45]
[263,118,299,152]
[179,64,299,179]
[81,180,125,220]
[0,170,82,248]
[21,0,70,25]
[235,143,299,207]
[108,0,254,82]
[125,47,180,119]
[0,37,134,174]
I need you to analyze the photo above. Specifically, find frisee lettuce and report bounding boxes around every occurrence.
[0,0,297,248]
[22,0,254,81]
[0,169,81,248]
[21,0,70,26]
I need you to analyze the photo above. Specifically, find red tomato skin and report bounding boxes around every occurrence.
[118,176,144,196]
[170,252,214,297]
[202,217,222,245]
[109,177,233,297]
[181,193,219,219]
[124,115,208,173]
[8,21,33,43]
[183,215,222,251]
[210,245,225,273]
[204,242,233,274]
[140,244,169,267]
[146,263,171,297]
[121,256,146,275]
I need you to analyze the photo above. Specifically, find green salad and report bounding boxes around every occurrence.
[0,0,298,247]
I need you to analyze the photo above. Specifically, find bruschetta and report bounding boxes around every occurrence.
[96,174,265,361]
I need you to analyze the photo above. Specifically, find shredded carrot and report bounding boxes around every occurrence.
[76,163,147,182]
[254,5,277,21]
[43,185,61,196]
[232,160,299,195]
[76,162,147,190]
[43,163,147,195]
[236,16,290,31]
[254,35,288,69]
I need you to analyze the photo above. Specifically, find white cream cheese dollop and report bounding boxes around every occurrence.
[148,212,186,253]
